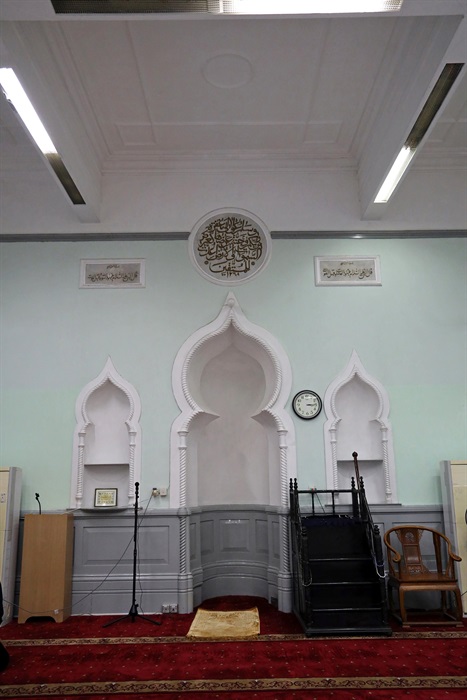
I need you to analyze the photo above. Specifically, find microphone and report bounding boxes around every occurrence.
[35,493,42,515]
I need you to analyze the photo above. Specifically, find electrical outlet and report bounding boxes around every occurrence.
[169,604,178,613]
[161,604,170,613]
[152,487,160,497]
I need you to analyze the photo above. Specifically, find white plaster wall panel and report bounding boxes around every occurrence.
[82,463,128,512]
[451,464,467,614]
[324,350,397,504]
[199,337,266,413]
[70,358,142,510]
[4,167,466,234]
[197,418,269,506]
[196,340,269,506]
[336,460,388,505]
[84,381,130,465]
[441,461,467,614]
[335,377,383,461]
[170,293,295,510]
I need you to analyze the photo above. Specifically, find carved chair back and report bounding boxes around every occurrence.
[384,525,458,581]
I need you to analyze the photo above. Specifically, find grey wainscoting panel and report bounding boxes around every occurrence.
[194,507,279,605]
[14,504,446,617]
[200,518,215,556]
[255,517,269,555]
[70,509,180,615]
[219,518,251,553]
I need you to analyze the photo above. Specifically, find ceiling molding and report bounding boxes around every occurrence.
[1,230,466,242]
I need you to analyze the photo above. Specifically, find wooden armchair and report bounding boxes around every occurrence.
[384,525,463,627]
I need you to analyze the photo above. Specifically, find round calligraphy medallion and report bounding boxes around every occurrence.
[188,209,272,286]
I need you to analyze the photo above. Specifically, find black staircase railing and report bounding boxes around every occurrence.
[289,453,390,635]
[352,451,387,587]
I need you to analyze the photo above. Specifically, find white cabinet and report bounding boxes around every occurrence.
[441,460,467,615]
[0,467,22,625]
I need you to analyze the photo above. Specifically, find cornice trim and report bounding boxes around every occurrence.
[1,230,466,242]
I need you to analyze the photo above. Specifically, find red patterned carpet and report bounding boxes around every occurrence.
[0,596,466,699]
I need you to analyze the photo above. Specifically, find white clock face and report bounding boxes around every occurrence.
[293,391,322,419]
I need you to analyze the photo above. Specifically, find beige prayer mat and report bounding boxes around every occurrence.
[187,607,260,639]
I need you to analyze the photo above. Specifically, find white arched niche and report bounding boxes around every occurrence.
[70,357,142,510]
[323,350,397,504]
[170,293,296,612]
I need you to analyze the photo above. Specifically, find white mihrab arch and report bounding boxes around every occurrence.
[170,292,297,612]
[323,350,398,504]
[70,357,142,510]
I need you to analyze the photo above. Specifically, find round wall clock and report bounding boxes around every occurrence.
[292,390,322,420]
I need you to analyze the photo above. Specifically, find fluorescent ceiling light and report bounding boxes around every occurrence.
[0,68,57,154]
[374,146,415,203]
[224,0,404,13]
[374,63,463,205]
[51,0,404,14]
[0,67,85,205]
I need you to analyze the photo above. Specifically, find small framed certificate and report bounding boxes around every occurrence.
[94,488,118,507]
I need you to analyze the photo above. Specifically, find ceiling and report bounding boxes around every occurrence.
[0,0,466,234]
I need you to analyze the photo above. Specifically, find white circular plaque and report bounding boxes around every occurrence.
[189,209,271,286]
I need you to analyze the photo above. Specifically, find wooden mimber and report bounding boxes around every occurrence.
[18,514,74,624]
[384,525,463,627]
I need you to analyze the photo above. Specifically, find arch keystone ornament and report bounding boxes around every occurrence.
[189,208,271,285]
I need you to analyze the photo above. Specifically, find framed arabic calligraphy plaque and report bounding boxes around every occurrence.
[314,256,381,286]
[189,209,271,285]
[79,259,145,289]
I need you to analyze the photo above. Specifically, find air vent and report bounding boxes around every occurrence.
[51,1,213,13]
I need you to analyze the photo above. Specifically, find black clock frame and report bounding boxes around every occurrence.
[292,390,322,420]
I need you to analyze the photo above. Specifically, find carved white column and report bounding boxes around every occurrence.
[277,427,292,612]
[381,427,392,502]
[330,426,339,491]
[76,431,86,509]
[178,429,189,510]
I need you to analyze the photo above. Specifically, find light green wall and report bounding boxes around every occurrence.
[1,237,466,511]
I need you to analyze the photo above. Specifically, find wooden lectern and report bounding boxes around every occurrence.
[18,513,74,623]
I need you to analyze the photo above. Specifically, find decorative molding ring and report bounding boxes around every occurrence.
[188,208,271,285]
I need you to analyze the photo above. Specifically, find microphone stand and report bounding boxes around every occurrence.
[104,482,161,628]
